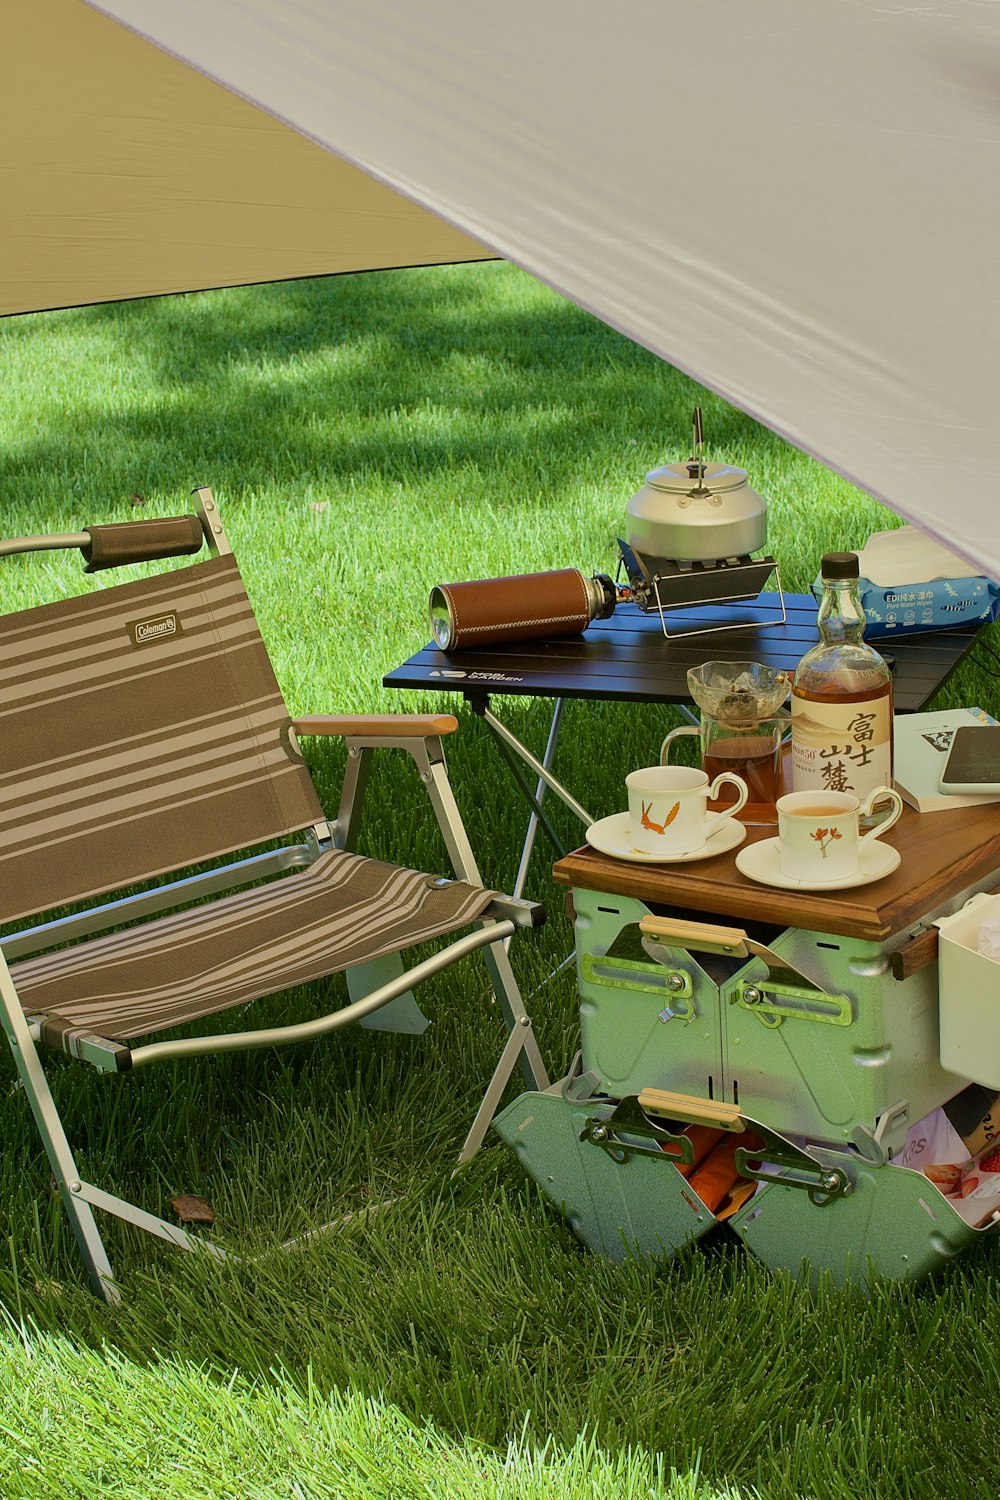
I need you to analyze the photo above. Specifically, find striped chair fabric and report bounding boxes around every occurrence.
[12,848,495,1042]
[1,548,501,1044]
[0,554,323,926]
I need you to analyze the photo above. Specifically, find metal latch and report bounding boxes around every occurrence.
[855,1098,911,1164]
[639,916,851,1028]
[875,1099,911,1160]
[580,1094,850,1209]
[579,1096,697,1167]
[734,1146,851,1207]
[734,979,853,1029]
[580,952,696,1021]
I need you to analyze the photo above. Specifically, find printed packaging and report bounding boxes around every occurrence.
[812,572,1000,639]
[896,1087,1000,1227]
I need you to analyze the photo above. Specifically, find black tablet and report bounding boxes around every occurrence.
[938,725,1000,795]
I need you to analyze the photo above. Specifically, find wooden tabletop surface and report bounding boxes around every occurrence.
[552,798,1000,943]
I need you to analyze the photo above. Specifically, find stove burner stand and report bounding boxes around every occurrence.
[617,539,786,639]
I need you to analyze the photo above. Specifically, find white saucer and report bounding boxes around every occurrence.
[734,836,901,891]
[585,812,747,865]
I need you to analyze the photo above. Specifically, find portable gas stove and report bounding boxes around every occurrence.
[617,406,786,636]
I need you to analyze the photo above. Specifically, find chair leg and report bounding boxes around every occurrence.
[477,939,549,1093]
[333,742,372,853]
[456,1000,548,1164]
[0,961,118,1303]
[335,730,550,1148]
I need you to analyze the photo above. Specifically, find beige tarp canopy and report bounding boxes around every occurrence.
[2,0,488,316]
[5,1,999,578]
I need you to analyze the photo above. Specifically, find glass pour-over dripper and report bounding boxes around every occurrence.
[662,660,791,817]
[687,660,790,724]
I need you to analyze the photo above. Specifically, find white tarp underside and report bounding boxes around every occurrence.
[57,5,1000,574]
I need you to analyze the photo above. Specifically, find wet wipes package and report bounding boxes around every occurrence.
[853,576,1000,638]
[811,527,1000,639]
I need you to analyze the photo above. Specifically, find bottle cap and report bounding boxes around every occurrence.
[820,551,860,581]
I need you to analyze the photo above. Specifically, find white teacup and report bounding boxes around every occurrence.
[776,786,903,881]
[626,764,749,856]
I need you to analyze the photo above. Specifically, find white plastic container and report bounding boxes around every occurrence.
[935,893,1000,1086]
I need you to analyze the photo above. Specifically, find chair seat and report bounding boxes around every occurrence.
[12,849,496,1042]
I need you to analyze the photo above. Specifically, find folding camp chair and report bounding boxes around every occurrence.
[0,489,548,1302]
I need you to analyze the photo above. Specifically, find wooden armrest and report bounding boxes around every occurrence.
[292,713,459,739]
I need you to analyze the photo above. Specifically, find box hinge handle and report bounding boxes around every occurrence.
[640,915,838,1009]
[640,915,750,958]
[637,1088,746,1131]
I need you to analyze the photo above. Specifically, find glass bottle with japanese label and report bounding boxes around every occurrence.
[791,551,893,807]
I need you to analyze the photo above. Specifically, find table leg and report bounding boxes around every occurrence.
[482,702,595,830]
[514,697,567,899]
[483,726,567,861]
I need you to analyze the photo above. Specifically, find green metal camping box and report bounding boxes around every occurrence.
[494,1065,1000,1287]
[573,883,965,1148]
[496,807,1000,1286]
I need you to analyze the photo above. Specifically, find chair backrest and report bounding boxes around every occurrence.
[0,552,324,925]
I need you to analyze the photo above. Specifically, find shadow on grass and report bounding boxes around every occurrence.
[2,265,760,518]
[6,1112,1000,1500]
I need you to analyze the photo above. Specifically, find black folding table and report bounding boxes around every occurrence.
[384,592,986,892]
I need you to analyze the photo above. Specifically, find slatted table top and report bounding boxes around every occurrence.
[385,594,983,713]
[552,798,1000,943]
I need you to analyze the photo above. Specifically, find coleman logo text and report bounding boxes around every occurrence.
[128,613,180,646]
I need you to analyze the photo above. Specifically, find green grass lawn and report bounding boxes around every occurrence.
[2,262,1000,1499]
